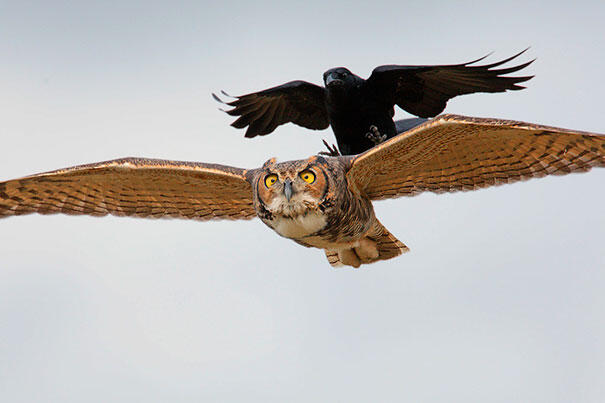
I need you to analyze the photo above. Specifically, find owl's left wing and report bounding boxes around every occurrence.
[346,114,605,200]
[0,157,256,220]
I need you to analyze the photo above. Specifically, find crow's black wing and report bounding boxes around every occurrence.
[365,49,534,118]
[213,81,329,138]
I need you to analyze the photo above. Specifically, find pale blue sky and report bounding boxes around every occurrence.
[1,1,604,402]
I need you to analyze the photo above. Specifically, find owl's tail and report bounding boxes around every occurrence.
[324,221,409,268]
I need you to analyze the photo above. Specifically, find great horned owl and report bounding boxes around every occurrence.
[1,115,604,268]
[251,156,406,267]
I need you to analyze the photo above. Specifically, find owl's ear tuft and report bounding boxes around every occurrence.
[262,157,277,169]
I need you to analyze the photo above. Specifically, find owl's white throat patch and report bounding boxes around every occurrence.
[270,211,327,240]
[263,193,327,239]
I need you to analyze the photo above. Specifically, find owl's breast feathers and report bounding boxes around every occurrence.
[258,196,331,241]
[270,210,328,240]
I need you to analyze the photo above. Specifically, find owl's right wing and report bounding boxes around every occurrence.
[0,157,256,221]
[346,114,605,200]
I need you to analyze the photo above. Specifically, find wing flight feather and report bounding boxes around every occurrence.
[0,157,256,221]
[347,115,605,200]
[366,49,534,118]
[214,81,329,137]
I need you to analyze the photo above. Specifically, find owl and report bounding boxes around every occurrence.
[1,114,604,268]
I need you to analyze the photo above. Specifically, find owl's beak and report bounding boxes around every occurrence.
[283,179,293,201]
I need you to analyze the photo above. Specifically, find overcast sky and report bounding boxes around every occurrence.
[1,1,604,402]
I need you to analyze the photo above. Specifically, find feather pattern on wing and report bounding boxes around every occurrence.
[0,157,256,220]
[346,115,605,200]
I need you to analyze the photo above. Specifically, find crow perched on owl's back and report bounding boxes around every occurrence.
[214,49,534,155]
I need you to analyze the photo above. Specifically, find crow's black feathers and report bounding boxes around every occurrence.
[214,49,534,155]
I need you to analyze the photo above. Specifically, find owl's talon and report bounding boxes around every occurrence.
[319,140,341,156]
[338,249,361,268]
[354,238,379,263]
[365,125,387,145]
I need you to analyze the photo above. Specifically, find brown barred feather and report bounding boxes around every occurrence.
[0,157,256,221]
[347,114,605,200]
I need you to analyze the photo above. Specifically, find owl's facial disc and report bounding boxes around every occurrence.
[265,171,314,202]
[283,169,318,203]
[258,164,326,217]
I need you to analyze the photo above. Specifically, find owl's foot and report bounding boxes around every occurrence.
[355,238,379,262]
[337,239,379,268]
[338,249,361,268]
[318,140,341,157]
[365,125,387,145]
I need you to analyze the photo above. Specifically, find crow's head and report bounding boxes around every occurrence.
[323,67,358,90]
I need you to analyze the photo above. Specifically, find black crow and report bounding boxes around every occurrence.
[213,49,534,155]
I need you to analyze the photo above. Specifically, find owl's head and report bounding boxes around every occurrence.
[252,156,341,218]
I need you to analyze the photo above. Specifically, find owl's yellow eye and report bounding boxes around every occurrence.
[264,174,278,188]
[299,170,316,184]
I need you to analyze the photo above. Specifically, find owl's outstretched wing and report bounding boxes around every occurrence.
[346,114,605,200]
[0,157,256,220]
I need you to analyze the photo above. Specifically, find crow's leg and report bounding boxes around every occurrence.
[365,125,387,145]
[318,139,341,156]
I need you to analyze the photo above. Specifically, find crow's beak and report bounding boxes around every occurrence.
[283,179,293,201]
[325,74,343,87]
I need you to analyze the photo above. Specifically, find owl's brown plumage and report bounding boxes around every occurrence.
[348,115,605,199]
[0,158,255,220]
[1,115,604,268]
